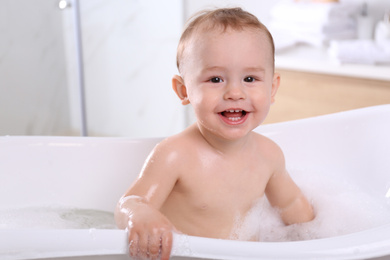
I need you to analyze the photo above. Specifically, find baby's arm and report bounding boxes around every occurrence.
[264,144,314,225]
[115,142,179,260]
[266,169,314,225]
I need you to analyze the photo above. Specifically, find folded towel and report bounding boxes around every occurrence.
[377,39,390,54]
[272,32,299,53]
[328,40,390,64]
[269,17,356,35]
[270,22,356,47]
[269,0,360,47]
[300,30,356,47]
[270,0,360,24]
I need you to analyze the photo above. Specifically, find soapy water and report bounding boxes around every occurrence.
[231,168,390,242]
[0,207,116,230]
[1,170,389,242]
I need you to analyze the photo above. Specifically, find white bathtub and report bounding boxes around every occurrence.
[1,104,390,260]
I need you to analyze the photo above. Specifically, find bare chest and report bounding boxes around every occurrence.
[175,158,271,214]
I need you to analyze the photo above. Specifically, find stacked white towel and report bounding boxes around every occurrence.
[328,39,390,65]
[269,0,360,49]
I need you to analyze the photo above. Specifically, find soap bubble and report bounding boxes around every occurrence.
[231,168,390,242]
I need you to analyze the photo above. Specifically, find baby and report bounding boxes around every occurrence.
[115,7,314,260]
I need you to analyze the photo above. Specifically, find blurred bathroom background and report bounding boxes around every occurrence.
[1,0,389,137]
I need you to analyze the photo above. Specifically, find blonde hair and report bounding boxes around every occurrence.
[176,7,275,73]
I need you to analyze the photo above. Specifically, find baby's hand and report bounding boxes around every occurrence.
[120,197,176,260]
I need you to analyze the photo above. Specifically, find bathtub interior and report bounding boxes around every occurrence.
[1,104,390,260]
[0,136,163,212]
[256,104,390,200]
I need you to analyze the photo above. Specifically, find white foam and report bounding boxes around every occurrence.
[231,168,390,242]
[0,206,116,230]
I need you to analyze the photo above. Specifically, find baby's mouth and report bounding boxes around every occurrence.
[220,109,247,121]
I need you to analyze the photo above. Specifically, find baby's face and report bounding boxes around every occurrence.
[181,28,278,141]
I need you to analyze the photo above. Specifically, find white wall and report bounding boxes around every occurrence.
[0,0,70,135]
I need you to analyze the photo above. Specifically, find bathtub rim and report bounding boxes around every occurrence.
[173,223,390,260]
[2,223,390,260]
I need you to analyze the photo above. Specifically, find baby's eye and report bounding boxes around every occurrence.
[210,77,223,83]
[244,76,255,83]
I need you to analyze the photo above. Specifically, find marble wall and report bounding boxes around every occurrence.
[64,0,185,137]
[1,0,185,137]
[0,0,70,135]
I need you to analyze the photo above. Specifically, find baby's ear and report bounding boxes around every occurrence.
[271,73,280,104]
[172,75,190,105]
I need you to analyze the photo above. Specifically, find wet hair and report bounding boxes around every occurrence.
[176,7,275,73]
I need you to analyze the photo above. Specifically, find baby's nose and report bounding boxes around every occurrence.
[223,83,246,100]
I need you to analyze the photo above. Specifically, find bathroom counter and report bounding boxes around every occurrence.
[265,47,390,124]
[275,45,390,82]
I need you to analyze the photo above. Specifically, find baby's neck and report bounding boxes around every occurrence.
[194,124,254,155]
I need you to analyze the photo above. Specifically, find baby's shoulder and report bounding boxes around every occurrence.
[252,132,281,149]
[252,132,285,162]
[151,129,198,164]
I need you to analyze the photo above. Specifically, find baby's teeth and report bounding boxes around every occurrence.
[235,110,240,112]
[228,117,241,121]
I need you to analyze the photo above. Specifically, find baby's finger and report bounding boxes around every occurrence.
[148,233,161,260]
[128,233,139,258]
[138,232,149,259]
[160,230,173,260]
